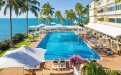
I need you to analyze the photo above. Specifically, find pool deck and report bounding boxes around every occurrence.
[1,32,121,75]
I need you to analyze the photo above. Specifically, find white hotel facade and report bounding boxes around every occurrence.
[85,0,121,51]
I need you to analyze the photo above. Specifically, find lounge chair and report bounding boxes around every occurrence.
[95,42,103,49]
[59,58,66,69]
[52,58,59,69]
[28,38,34,42]
[89,37,96,43]
[101,48,113,55]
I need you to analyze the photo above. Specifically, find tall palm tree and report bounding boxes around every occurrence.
[47,15,52,24]
[19,0,40,37]
[0,0,22,47]
[69,9,76,25]
[54,10,62,23]
[75,2,83,24]
[39,16,46,23]
[0,1,5,10]
[40,2,54,24]
[65,10,70,25]
[60,17,65,24]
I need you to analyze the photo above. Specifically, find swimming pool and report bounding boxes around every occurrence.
[37,32,101,60]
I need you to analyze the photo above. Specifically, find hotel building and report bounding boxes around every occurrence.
[86,0,121,51]
[89,0,121,27]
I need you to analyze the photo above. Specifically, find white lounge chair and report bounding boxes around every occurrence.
[52,58,59,69]
[59,58,66,69]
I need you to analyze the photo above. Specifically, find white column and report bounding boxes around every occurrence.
[78,29,79,34]
[111,38,112,48]
[84,29,86,40]
[117,39,119,50]
[42,29,43,36]
[39,30,40,39]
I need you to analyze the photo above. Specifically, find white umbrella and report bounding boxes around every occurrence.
[0,45,46,68]
[55,24,64,27]
[51,22,56,24]
[29,25,39,32]
[38,24,46,27]
[73,20,79,25]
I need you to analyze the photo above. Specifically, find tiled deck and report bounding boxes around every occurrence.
[1,32,121,75]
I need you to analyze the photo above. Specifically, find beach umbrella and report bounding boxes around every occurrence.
[73,20,79,25]
[51,22,56,25]
[55,24,64,27]
[29,25,39,32]
[0,45,46,69]
[38,23,46,27]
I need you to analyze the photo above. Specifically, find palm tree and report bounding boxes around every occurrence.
[19,0,40,37]
[39,16,46,23]
[69,9,76,25]
[40,2,54,24]
[75,2,83,24]
[60,17,65,24]
[0,1,5,10]
[47,15,52,24]
[0,0,22,47]
[65,10,70,25]
[54,10,62,23]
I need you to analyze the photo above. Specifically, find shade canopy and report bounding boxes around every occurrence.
[51,22,56,24]
[55,24,63,26]
[38,24,46,27]
[41,26,83,30]
[0,45,46,68]
[73,20,78,24]
[85,23,121,38]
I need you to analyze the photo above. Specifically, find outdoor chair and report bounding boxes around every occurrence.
[101,48,113,55]
[52,58,60,69]
[95,42,103,49]
[89,37,96,43]
[28,38,34,42]
[59,58,66,69]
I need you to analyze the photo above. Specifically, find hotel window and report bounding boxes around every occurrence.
[117,18,121,23]
[108,6,114,11]
[116,4,121,10]
[109,18,115,23]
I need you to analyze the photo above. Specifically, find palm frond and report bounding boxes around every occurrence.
[4,4,10,15]
[30,7,38,17]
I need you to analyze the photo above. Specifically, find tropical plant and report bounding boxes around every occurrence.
[81,61,121,75]
[60,17,65,24]
[39,16,46,23]
[19,0,40,37]
[40,2,54,24]
[69,9,76,25]
[54,10,62,23]
[75,2,83,24]
[47,15,52,24]
[0,1,5,10]
[81,61,106,75]
[65,10,70,25]
[69,55,84,66]
[0,0,22,47]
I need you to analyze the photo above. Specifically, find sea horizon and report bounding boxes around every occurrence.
[0,18,82,41]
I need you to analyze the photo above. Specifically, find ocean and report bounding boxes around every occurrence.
[0,18,82,41]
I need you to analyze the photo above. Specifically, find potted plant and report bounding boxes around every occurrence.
[69,55,84,75]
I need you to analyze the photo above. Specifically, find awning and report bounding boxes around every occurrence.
[41,26,83,30]
[85,23,121,38]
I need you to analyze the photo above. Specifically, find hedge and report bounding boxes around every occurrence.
[0,33,25,51]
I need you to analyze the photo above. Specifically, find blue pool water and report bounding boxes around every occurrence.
[37,32,101,60]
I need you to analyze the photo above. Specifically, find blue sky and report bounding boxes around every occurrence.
[0,0,92,18]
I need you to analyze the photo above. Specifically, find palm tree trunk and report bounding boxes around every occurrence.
[10,4,14,48]
[26,10,28,37]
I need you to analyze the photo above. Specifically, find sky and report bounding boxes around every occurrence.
[0,0,92,18]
